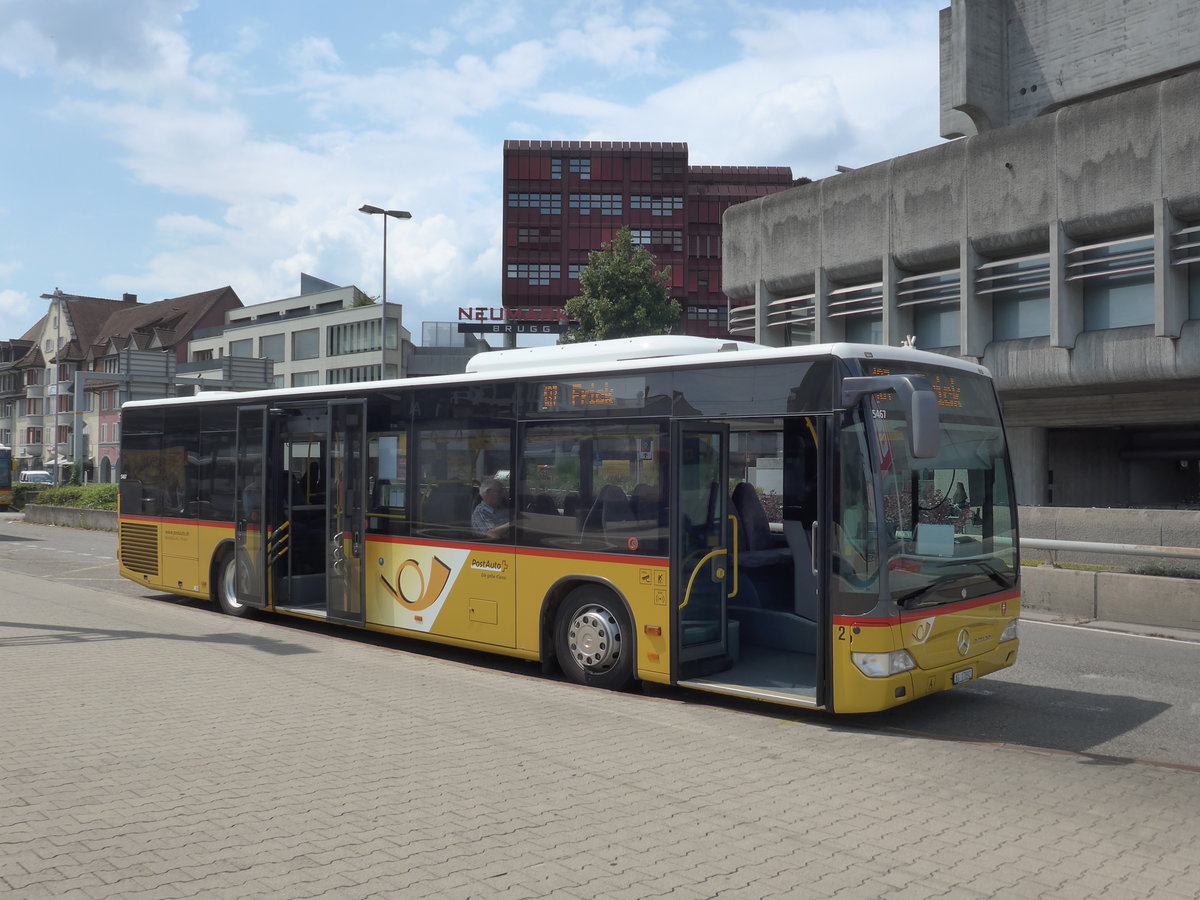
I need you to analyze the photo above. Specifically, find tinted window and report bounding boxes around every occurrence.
[672,361,832,417]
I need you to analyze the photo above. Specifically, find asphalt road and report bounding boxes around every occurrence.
[3,514,1198,769]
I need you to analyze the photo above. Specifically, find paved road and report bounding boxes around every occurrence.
[3,550,1200,897]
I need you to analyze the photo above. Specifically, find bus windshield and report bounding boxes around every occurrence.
[838,362,1017,610]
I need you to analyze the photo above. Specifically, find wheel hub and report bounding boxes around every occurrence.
[566,605,622,673]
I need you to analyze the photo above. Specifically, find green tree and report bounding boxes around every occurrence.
[562,226,680,343]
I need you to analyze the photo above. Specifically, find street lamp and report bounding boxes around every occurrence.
[359,204,412,378]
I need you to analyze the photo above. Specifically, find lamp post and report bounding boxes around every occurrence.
[359,204,412,378]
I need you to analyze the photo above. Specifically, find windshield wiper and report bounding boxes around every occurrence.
[895,573,977,609]
[895,562,1012,609]
[938,557,1014,590]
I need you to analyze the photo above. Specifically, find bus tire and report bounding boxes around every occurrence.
[553,585,635,691]
[214,550,252,618]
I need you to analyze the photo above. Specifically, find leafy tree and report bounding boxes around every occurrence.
[562,226,680,343]
[352,289,377,307]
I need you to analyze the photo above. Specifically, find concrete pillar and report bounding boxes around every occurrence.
[813,267,841,343]
[1050,222,1082,349]
[754,280,786,347]
[882,255,904,346]
[1006,425,1049,507]
[1155,198,1186,339]
[960,240,988,361]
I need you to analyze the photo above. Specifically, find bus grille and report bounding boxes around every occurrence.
[120,522,159,576]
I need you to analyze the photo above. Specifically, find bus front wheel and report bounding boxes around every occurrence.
[554,586,635,691]
[215,551,252,618]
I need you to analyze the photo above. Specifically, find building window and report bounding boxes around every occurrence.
[259,333,285,362]
[328,320,381,356]
[57,394,72,413]
[192,349,214,362]
[651,158,685,181]
[845,313,883,344]
[292,371,319,387]
[508,192,561,215]
[685,306,724,329]
[631,229,684,251]
[100,423,107,444]
[568,264,586,280]
[550,159,562,179]
[25,427,43,445]
[914,301,960,349]
[517,227,560,245]
[272,375,285,389]
[1070,236,1154,331]
[979,253,1051,340]
[25,370,40,386]
[568,158,591,179]
[24,398,42,416]
[631,195,684,216]
[569,194,622,215]
[292,328,319,360]
[327,365,382,384]
[56,424,70,444]
[229,338,253,358]
[506,263,561,286]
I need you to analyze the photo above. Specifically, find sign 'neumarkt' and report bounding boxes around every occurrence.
[457,306,571,334]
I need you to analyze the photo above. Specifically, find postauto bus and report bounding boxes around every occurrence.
[117,336,1019,713]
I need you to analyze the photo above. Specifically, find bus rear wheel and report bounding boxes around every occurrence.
[554,586,635,691]
[215,551,252,618]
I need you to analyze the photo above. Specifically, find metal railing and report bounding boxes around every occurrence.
[1021,537,1200,566]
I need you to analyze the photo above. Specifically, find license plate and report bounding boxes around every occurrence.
[952,668,974,685]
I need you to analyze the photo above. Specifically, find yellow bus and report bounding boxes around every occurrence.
[117,336,1019,713]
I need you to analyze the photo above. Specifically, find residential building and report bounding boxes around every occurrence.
[722,0,1200,510]
[502,141,794,339]
[2,286,269,483]
[187,276,409,387]
[188,275,490,388]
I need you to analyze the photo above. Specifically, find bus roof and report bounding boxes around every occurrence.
[123,337,990,410]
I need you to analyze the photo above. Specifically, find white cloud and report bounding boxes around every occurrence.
[0,0,212,99]
[528,3,941,177]
[0,289,33,323]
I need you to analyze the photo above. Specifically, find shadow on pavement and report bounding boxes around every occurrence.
[0,619,318,656]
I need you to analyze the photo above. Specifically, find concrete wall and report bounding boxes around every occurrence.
[1019,505,1200,572]
[1021,566,1200,632]
[25,505,117,532]
[940,0,1200,138]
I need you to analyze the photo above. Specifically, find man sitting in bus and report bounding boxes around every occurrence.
[472,478,511,539]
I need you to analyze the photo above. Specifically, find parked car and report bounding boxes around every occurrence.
[18,470,53,484]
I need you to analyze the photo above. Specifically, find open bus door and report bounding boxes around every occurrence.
[673,421,732,679]
[233,405,270,610]
[326,400,367,626]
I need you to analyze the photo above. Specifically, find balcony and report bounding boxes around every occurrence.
[24,384,45,399]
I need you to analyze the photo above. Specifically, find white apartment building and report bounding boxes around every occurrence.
[188,280,410,386]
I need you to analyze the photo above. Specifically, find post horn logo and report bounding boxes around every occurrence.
[380,556,451,611]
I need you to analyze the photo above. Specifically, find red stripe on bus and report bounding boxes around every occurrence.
[833,589,1020,627]
[120,514,236,529]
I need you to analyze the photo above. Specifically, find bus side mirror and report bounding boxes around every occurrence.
[841,375,941,459]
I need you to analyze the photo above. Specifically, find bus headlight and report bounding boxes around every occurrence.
[1000,619,1019,643]
[852,650,916,678]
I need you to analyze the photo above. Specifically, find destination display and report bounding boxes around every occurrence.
[536,377,647,412]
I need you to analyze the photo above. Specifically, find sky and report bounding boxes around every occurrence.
[0,0,946,345]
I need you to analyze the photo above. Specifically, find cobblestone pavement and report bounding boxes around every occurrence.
[2,569,1199,899]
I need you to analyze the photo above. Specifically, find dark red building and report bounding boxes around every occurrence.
[502,141,794,338]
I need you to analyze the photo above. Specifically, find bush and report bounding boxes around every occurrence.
[30,484,118,510]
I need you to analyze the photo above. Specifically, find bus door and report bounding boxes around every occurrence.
[674,422,731,676]
[326,400,367,626]
[234,405,270,610]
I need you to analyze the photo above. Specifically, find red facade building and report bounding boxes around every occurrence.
[502,141,794,338]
